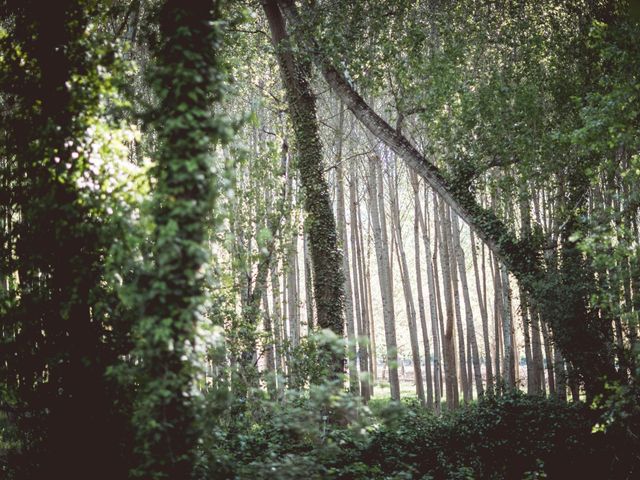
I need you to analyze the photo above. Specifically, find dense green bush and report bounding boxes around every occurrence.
[208,391,637,479]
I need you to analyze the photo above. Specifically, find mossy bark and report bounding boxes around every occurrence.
[133,1,228,477]
[263,0,345,376]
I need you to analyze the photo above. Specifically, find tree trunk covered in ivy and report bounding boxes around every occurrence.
[263,0,345,377]
[132,1,228,478]
[0,1,132,477]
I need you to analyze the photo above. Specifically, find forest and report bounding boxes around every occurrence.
[0,0,639,478]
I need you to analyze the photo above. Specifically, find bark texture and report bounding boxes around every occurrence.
[263,0,345,375]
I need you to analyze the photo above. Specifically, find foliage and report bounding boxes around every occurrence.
[572,12,640,464]
[297,0,640,399]
[205,391,638,479]
[127,0,232,478]
[1,0,639,478]
[0,1,142,477]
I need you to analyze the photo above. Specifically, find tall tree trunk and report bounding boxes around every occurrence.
[134,2,228,476]
[540,318,556,396]
[552,352,565,401]
[303,232,315,330]
[271,264,286,396]
[350,164,371,400]
[421,189,443,412]
[391,167,425,404]
[452,215,483,397]
[263,0,345,377]
[518,189,537,394]
[500,263,515,389]
[411,173,434,408]
[1,1,140,476]
[361,198,378,391]
[492,252,503,386]
[263,290,277,398]
[448,208,470,402]
[287,233,300,348]
[530,312,546,395]
[336,105,359,394]
[471,230,493,393]
[431,192,446,404]
[436,197,459,409]
[522,297,535,394]
[366,156,400,400]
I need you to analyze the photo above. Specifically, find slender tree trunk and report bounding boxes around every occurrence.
[553,349,566,401]
[448,208,470,402]
[287,236,300,348]
[542,319,557,396]
[367,156,400,400]
[350,165,371,400]
[263,290,277,398]
[436,197,459,409]
[431,192,446,404]
[567,362,581,401]
[303,232,315,330]
[282,264,291,377]
[361,213,378,389]
[452,215,483,397]
[411,173,434,408]
[391,167,425,404]
[522,297,535,394]
[491,252,503,388]
[471,230,493,393]
[630,239,640,362]
[336,105,359,394]
[482,241,492,390]
[271,264,286,395]
[518,190,537,394]
[531,312,546,395]
[500,263,515,389]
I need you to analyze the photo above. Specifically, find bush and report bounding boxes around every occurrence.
[364,393,610,479]
[205,390,637,479]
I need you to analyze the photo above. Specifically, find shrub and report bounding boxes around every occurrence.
[205,390,638,479]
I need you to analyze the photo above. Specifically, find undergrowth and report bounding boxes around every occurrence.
[204,389,639,480]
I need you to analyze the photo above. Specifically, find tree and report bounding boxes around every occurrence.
[411,172,435,408]
[452,215,484,397]
[262,0,345,377]
[390,163,425,404]
[366,153,401,400]
[0,1,135,477]
[335,105,359,393]
[131,1,230,477]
